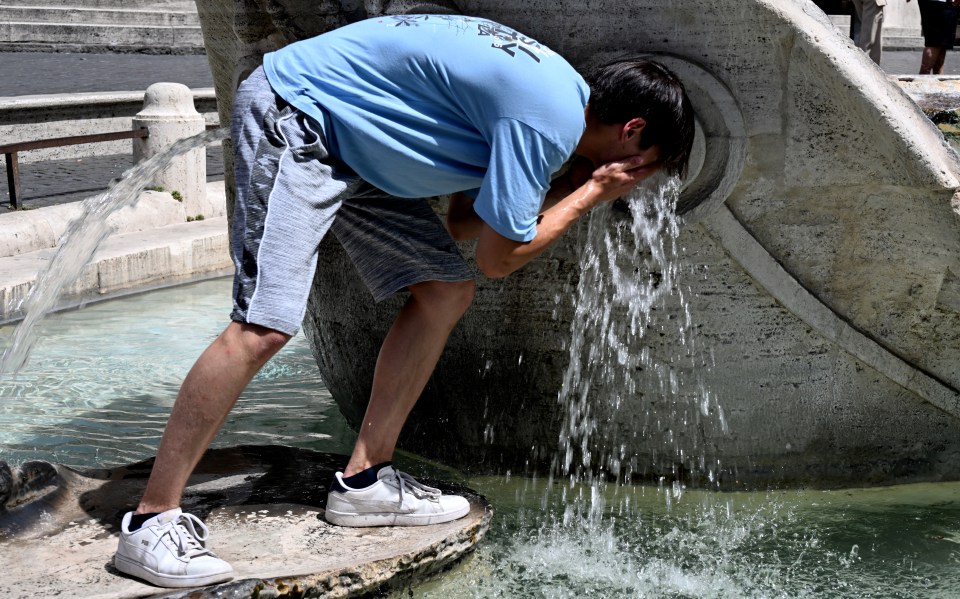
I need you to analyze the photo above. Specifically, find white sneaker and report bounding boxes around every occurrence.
[325,466,470,527]
[114,508,234,588]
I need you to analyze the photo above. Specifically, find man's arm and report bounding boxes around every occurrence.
[541,155,595,212]
[475,155,659,279]
[447,158,587,241]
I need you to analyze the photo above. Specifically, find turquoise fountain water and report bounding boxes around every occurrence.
[2,279,960,597]
[0,278,356,467]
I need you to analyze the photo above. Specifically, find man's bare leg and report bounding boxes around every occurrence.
[921,47,947,75]
[137,321,291,513]
[343,279,475,477]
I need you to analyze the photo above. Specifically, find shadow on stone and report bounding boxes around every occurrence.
[78,445,344,528]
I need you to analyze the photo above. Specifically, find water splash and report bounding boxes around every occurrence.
[0,127,229,374]
[411,473,955,599]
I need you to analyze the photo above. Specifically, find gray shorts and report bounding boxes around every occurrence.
[229,67,474,336]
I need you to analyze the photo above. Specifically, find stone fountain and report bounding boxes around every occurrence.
[194,0,960,488]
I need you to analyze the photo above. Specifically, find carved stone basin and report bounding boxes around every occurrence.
[194,0,960,488]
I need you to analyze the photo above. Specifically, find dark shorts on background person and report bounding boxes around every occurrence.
[228,66,474,336]
[919,0,960,48]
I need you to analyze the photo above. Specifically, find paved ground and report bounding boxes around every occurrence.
[0,52,214,96]
[0,51,219,210]
[882,48,960,75]
[0,48,957,211]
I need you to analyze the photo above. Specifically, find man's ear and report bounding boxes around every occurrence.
[621,117,646,143]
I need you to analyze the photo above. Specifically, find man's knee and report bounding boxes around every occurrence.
[410,279,476,317]
[223,321,292,364]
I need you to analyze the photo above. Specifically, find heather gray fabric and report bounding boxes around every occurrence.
[332,195,475,302]
[229,67,474,335]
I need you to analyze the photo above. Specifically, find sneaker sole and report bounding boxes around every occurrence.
[324,504,470,527]
[113,553,234,588]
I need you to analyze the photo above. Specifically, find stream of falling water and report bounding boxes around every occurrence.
[0,127,229,375]
[555,174,726,504]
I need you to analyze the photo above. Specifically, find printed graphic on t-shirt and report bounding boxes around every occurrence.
[383,15,555,63]
[478,21,554,62]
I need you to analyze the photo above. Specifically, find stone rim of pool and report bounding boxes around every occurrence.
[0,445,492,598]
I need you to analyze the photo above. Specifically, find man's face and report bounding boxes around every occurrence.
[589,116,662,172]
[598,142,661,173]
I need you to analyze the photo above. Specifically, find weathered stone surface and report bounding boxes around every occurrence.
[0,445,491,598]
[895,75,960,116]
[0,0,205,54]
[195,0,960,488]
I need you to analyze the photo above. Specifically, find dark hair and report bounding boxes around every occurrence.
[586,59,696,177]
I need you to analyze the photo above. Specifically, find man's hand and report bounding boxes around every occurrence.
[544,153,659,212]
[582,154,661,207]
[474,153,662,278]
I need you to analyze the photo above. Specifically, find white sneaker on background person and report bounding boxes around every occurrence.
[114,508,234,588]
[325,465,470,527]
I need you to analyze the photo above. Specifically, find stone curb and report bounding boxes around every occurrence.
[0,181,232,324]
[0,22,205,46]
[0,41,207,54]
[0,6,201,28]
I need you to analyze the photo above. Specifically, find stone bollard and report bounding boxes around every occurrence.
[133,82,207,219]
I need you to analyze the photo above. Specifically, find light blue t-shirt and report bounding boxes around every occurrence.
[263,15,589,242]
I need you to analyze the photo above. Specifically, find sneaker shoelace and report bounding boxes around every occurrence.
[161,513,216,559]
[393,469,441,508]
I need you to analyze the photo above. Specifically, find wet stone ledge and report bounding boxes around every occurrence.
[893,75,960,147]
[0,445,491,598]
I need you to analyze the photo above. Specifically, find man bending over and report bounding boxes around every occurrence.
[113,14,695,588]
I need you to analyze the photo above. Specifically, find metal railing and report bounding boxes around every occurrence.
[1,128,149,210]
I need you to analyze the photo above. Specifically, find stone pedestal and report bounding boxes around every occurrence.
[133,82,210,219]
